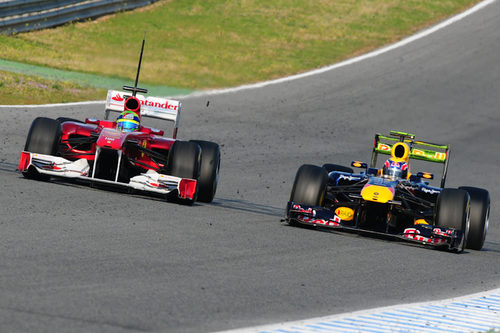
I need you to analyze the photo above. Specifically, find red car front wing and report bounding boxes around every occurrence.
[19,151,197,200]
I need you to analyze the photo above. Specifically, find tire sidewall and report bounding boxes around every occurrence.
[436,188,470,252]
[166,140,201,204]
[290,164,328,207]
[435,188,470,252]
[190,140,220,203]
[459,186,490,250]
[24,117,61,155]
[23,117,61,180]
[322,163,354,174]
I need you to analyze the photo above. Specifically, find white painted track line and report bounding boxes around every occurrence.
[188,0,497,97]
[0,0,496,106]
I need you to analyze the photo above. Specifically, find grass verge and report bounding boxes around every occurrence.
[0,71,106,105]
[0,0,482,104]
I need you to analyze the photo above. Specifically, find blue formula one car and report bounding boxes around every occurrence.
[285,131,490,252]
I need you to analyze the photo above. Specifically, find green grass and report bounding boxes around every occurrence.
[0,0,482,103]
[0,71,105,105]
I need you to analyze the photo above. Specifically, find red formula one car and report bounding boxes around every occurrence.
[19,42,220,205]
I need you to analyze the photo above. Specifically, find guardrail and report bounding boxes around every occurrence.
[0,0,159,34]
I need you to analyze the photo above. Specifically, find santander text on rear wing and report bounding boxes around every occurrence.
[105,90,181,137]
[371,131,450,187]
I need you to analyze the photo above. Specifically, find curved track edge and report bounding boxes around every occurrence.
[216,287,500,333]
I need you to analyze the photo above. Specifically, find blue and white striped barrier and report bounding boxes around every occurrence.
[218,288,500,333]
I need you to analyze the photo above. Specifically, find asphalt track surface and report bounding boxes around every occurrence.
[1,2,500,332]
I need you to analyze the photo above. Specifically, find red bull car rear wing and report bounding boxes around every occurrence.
[371,130,450,187]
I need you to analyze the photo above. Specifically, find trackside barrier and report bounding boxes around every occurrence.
[0,0,159,34]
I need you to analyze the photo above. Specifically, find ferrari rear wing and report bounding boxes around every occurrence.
[104,90,181,138]
[370,131,450,187]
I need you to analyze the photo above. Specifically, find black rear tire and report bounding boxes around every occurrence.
[459,186,489,250]
[166,141,201,204]
[23,117,61,180]
[190,140,220,203]
[322,163,353,173]
[290,164,328,207]
[56,117,83,124]
[435,188,470,252]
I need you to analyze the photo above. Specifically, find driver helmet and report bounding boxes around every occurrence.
[116,111,140,132]
[382,158,408,180]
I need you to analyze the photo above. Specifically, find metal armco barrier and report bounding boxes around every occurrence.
[0,0,159,34]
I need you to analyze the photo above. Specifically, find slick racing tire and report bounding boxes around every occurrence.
[166,141,201,204]
[459,186,490,250]
[190,140,220,203]
[322,163,353,174]
[23,117,61,180]
[290,164,328,207]
[56,117,83,124]
[435,188,470,253]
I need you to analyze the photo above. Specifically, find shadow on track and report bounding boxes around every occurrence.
[0,161,19,173]
[482,241,500,254]
[13,170,285,216]
[211,197,284,218]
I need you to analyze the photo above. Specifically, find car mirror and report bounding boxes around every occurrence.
[416,172,434,180]
[351,161,367,168]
